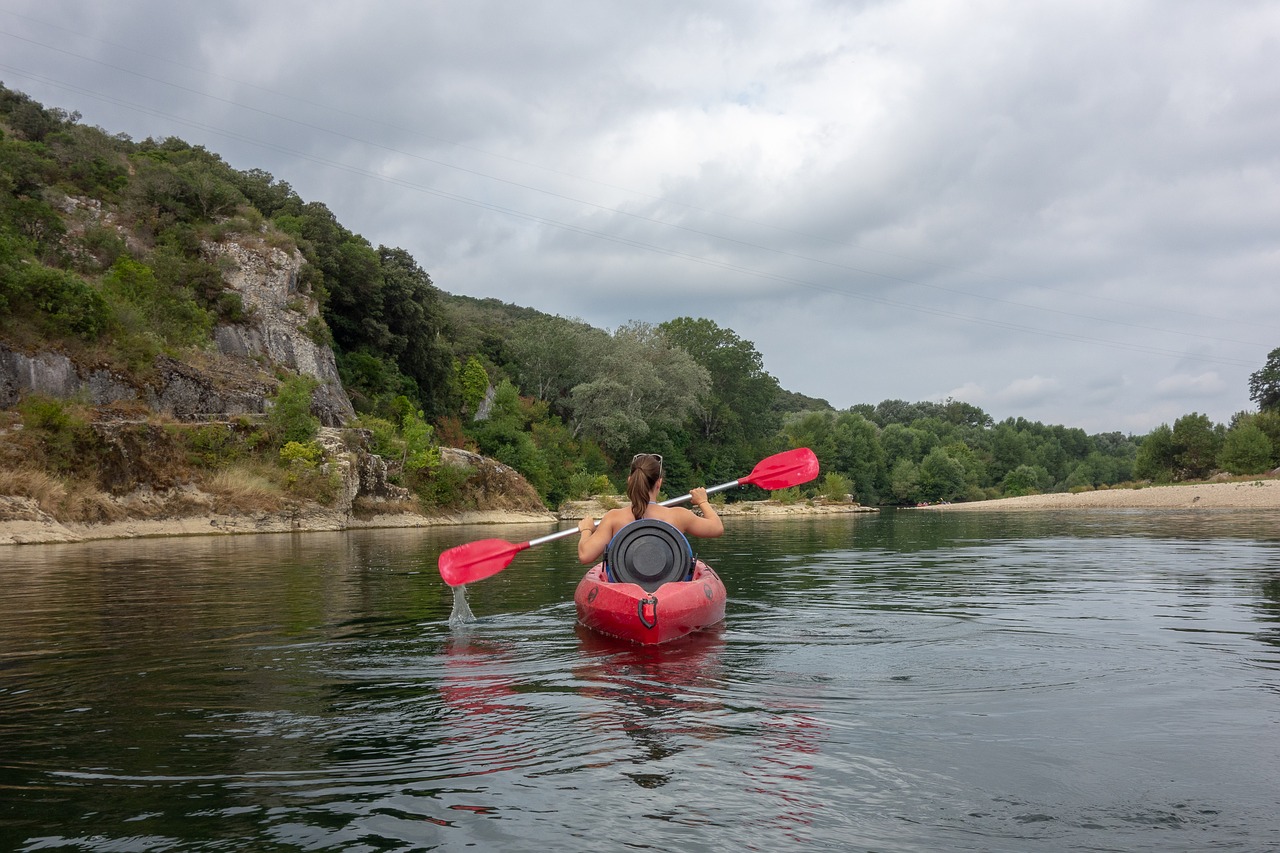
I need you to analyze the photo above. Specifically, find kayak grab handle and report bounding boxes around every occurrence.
[637,596,658,629]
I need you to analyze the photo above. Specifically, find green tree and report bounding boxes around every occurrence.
[1171,412,1220,480]
[459,356,489,416]
[1249,347,1280,413]
[471,379,551,499]
[1134,424,1175,483]
[507,315,602,405]
[569,322,709,455]
[918,447,967,502]
[268,375,321,446]
[377,246,454,418]
[888,458,920,504]
[1002,464,1049,496]
[1218,419,1273,475]
[832,411,885,505]
[659,317,782,447]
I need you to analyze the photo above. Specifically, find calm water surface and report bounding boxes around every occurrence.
[2,510,1279,851]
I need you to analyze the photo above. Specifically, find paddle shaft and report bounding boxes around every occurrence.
[525,478,740,548]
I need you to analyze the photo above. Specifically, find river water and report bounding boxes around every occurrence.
[1,509,1278,851]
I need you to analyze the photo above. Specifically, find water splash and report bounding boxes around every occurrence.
[449,584,476,626]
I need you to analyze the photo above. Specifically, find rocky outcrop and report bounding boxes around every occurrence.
[1,202,352,425]
[206,240,354,425]
[440,447,549,513]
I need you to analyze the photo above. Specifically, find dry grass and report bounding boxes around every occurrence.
[0,466,127,522]
[352,495,421,518]
[204,463,288,514]
[0,467,67,512]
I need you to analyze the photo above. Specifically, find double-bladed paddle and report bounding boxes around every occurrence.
[437,447,820,587]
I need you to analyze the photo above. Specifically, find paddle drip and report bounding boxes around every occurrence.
[448,583,476,626]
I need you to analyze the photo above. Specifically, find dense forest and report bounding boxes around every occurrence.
[3,84,1280,516]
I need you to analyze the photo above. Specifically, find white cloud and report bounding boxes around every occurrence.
[1154,372,1226,398]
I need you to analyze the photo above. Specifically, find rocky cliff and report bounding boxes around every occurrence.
[1,224,551,542]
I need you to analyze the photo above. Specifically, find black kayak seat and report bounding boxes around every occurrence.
[604,519,694,592]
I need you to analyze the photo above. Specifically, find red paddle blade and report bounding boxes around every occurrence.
[739,447,820,491]
[438,539,530,587]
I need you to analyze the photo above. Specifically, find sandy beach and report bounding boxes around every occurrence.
[922,478,1280,511]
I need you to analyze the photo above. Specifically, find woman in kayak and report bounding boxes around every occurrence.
[576,452,724,565]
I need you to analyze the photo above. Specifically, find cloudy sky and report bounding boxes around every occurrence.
[2,0,1277,434]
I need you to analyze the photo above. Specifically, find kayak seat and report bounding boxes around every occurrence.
[604,519,694,592]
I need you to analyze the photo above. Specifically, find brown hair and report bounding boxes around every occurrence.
[627,454,663,520]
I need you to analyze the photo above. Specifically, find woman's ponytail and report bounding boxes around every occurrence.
[627,454,662,520]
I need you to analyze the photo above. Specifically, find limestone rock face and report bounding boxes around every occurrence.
[0,234,353,425]
[206,240,355,426]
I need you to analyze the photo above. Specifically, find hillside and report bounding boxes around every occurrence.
[0,85,552,540]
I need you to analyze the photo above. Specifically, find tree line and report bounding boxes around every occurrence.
[3,84,1278,513]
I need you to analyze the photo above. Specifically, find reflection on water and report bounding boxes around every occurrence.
[2,512,1279,850]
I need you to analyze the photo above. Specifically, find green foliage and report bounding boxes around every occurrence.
[819,472,853,501]
[184,424,239,468]
[660,316,782,447]
[279,440,324,467]
[567,471,613,500]
[889,458,920,503]
[1002,464,1049,497]
[267,375,320,447]
[459,356,489,415]
[415,461,472,509]
[16,394,97,474]
[506,315,602,407]
[1249,347,1280,413]
[1219,419,1273,475]
[2,263,110,341]
[569,322,709,455]
[399,404,440,472]
[1134,424,1175,483]
[917,447,967,502]
[100,255,212,347]
[471,380,552,497]
[1171,412,1220,480]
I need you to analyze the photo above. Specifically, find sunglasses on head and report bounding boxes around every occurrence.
[631,453,663,466]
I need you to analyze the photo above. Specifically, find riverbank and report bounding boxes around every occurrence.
[0,496,557,546]
[921,478,1280,511]
[0,496,876,546]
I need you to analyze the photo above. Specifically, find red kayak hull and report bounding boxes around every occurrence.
[574,560,727,645]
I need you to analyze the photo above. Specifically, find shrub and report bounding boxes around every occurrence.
[773,486,801,505]
[5,264,110,341]
[567,471,613,499]
[414,462,472,509]
[279,440,324,467]
[1219,422,1272,475]
[16,394,98,474]
[267,375,320,446]
[819,472,853,502]
[100,255,211,347]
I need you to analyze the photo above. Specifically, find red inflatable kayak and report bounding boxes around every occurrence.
[574,560,727,645]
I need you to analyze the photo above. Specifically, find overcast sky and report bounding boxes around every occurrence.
[3,0,1277,434]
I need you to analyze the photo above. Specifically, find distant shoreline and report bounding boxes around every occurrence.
[9,481,1278,546]
[0,498,876,546]
[919,479,1280,511]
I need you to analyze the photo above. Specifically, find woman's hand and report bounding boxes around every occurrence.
[578,517,596,534]
[691,487,709,506]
